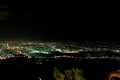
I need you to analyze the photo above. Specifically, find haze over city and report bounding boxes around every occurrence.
[0,4,89,41]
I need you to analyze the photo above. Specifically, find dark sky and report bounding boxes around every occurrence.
[0,4,118,41]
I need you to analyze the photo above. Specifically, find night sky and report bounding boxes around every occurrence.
[0,4,118,41]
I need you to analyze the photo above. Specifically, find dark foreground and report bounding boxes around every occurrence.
[0,57,120,80]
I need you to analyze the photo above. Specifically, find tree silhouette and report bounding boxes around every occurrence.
[64,69,73,80]
[53,67,65,80]
[72,68,85,80]
[53,67,86,80]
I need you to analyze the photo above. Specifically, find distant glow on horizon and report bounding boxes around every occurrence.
[40,51,51,54]
[29,50,40,54]
[28,49,51,54]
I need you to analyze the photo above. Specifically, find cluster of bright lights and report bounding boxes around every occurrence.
[28,49,51,54]
[1,40,120,59]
